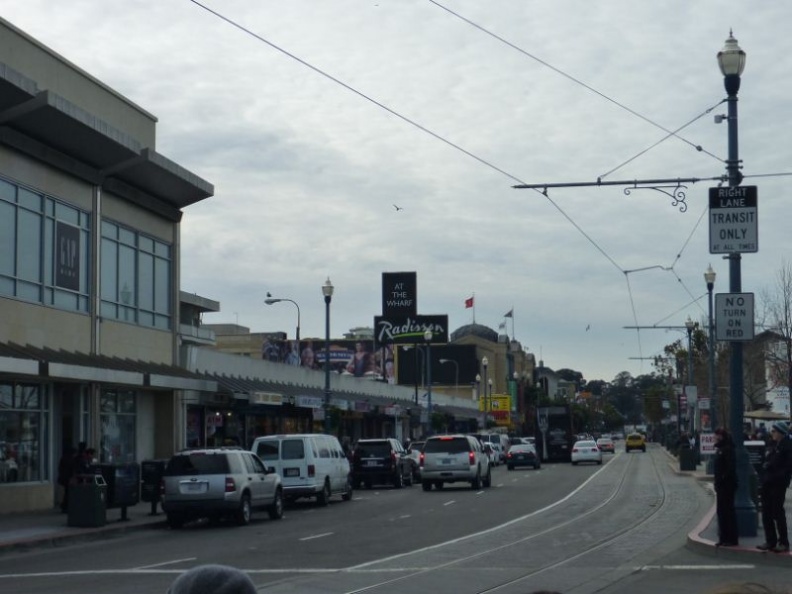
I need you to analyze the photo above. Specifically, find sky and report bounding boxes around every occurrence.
[3,1,792,383]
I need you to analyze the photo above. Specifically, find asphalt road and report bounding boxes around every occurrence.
[0,444,789,594]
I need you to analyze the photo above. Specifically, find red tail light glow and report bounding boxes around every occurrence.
[308,464,316,477]
[469,451,475,465]
[225,477,236,493]
[419,453,425,468]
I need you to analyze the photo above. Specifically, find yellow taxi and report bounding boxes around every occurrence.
[625,432,646,453]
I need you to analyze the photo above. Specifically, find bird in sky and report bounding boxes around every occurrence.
[585,324,591,331]
[393,204,403,211]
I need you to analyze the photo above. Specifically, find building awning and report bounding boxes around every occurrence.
[0,342,216,392]
[0,63,213,216]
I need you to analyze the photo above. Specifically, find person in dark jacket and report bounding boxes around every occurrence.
[713,427,739,546]
[758,421,792,552]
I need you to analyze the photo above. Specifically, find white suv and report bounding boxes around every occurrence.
[420,434,492,491]
[160,448,283,529]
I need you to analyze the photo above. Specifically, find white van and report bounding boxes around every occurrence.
[251,434,353,506]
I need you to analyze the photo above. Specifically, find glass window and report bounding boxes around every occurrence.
[281,439,306,460]
[154,257,170,315]
[17,209,41,282]
[99,389,136,464]
[0,178,14,203]
[0,201,13,276]
[100,238,117,301]
[0,382,47,483]
[17,188,41,211]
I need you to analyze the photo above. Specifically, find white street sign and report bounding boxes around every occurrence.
[715,292,755,341]
[709,186,758,254]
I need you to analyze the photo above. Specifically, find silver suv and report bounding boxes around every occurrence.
[161,447,283,529]
[420,434,492,491]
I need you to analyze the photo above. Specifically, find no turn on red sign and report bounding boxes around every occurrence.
[715,292,755,341]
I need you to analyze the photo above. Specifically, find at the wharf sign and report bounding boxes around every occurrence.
[382,272,417,317]
[709,186,757,254]
[715,292,754,341]
[374,314,448,347]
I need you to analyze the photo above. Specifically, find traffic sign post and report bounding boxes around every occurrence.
[709,186,758,254]
[715,292,755,341]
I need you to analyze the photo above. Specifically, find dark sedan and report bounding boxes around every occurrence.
[506,444,541,470]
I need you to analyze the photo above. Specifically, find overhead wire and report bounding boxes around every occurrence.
[185,0,727,374]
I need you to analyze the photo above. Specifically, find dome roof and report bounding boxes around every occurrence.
[450,323,498,343]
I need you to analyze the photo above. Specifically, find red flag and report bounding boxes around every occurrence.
[464,296,474,309]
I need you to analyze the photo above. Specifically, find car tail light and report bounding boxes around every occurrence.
[469,451,475,465]
[391,451,397,467]
[572,447,579,453]
[419,453,425,468]
[507,452,513,459]
[225,477,236,493]
[159,479,165,496]
[308,464,316,477]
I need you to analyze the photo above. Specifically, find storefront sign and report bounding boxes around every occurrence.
[296,396,324,409]
[354,400,371,413]
[373,314,449,346]
[250,391,284,405]
[55,221,80,291]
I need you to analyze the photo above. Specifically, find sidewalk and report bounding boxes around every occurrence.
[670,449,792,566]
[0,501,165,554]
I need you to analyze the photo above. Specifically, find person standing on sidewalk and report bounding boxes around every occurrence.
[713,428,739,546]
[757,421,792,552]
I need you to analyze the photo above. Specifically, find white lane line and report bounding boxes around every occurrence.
[135,557,196,569]
[398,515,411,519]
[443,500,455,506]
[640,565,755,570]
[299,532,334,541]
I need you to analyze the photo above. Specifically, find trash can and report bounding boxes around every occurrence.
[67,474,107,528]
[141,459,167,515]
[679,447,696,471]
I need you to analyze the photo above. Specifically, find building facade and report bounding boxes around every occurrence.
[0,18,216,512]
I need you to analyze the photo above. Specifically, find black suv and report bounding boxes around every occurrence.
[352,438,413,489]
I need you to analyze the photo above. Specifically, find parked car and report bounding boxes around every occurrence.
[351,438,413,489]
[251,434,353,505]
[625,433,647,453]
[420,434,492,491]
[406,440,425,482]
[571,440,602,465]
[160,447,283,529]
[596,437,615,454]
[506,443,541,470]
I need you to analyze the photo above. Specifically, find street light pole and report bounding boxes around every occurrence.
[439,358,459,393]
[322,278,334,434]
[718,30,756,537]
[424,329,433,436]
[705,265,717,430]
[685,316,696,434]
[482,357,489,429]
[488,378,493,429]
[475,373,482,430]
[264,296,301,352]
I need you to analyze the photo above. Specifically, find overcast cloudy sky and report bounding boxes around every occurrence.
[4,1,791,382]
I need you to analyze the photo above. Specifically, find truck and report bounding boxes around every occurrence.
[535,405,575,463]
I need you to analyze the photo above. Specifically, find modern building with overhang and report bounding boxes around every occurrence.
[0,18,216,512]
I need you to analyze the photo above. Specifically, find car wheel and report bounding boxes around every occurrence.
[572,461,578,466]
[535,462,541,470]
[435,481,444,489]
[394,470,404,489]
[483,466,492,488]
[268,489,284,520]
[597,460,602,465]
[642,447,646,452]
[166,513,185,529]
[471,468,481,490]
[404,466,413,487]
[422,480,432,491]
[507,465,514,471]
[342,475,354,501]
[236,494,252,526]
[317,480,331,506]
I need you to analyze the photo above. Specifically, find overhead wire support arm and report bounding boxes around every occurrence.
[512,175,726,213]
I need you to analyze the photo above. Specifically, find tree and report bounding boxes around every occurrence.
[760,260,792,420]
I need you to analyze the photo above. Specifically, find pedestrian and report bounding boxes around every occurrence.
[167,564,257,594]
[713,428,738,547]
[757,421,792,553]
[56,444,76,513]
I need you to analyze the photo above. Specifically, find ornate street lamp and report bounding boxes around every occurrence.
[717,31,756,536]
[424,329,433,436]
[705,265,717,430]
[322,278,334,434]
[475,373,482,429]
[685,316,696,434]
[482,356,489,428]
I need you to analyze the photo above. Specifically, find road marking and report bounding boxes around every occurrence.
[639,565,755,570]
[299,532,334,541]
[443,500,455,506]
[135,558,196,569]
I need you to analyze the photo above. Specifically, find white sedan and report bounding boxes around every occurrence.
[571,440,602,465]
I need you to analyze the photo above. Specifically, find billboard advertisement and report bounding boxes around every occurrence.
[373,314,449,347]
[382,272,417,317]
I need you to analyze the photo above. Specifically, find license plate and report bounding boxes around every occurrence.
[284,468,299,477]
[516,455,525,460]
[441,458,452,465]
[365,460,379,467]
[184,482,205,493]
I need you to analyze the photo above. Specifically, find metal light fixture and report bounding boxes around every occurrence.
[424,329,433,436]
[322,277,334,434]
[439,358,459,393]
[264,296,301,348]
[704,265,717,431]
[482,356,489,429]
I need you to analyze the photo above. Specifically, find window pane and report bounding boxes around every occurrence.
[0,384,11,409]
[15,385,39,409]
[155,241,170,258]
[54,202,79,225]
[100,238,117,301]
[80,229,90,295]
[138,236,154,253]
[17,281,40,301]
[118,391,136,413]
[100,413,136,463]
[138,252,153,310]
[119,245,135,306]
[17,188,41,211]
[101,390,117,413]
[0,201,14,276]
[119,227,135,246]
[0,178,14,203]
[101,221,117,239]
[154,257,170,314]
[100,300,117,319]
[17,209,41,282]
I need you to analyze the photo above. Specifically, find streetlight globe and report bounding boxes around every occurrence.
[322,277,334,298]
[488,378,493,387]
[717,31,746,77]
[482,356,488,368]
[513,371,519,380]
[423,329,433,342]
[685,316,696,332]
[704,264,716,286]
[475,373,481,382]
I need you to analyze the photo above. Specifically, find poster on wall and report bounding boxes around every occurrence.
[55,221,80,291]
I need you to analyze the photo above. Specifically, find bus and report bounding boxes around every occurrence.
[535,405,575,462]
